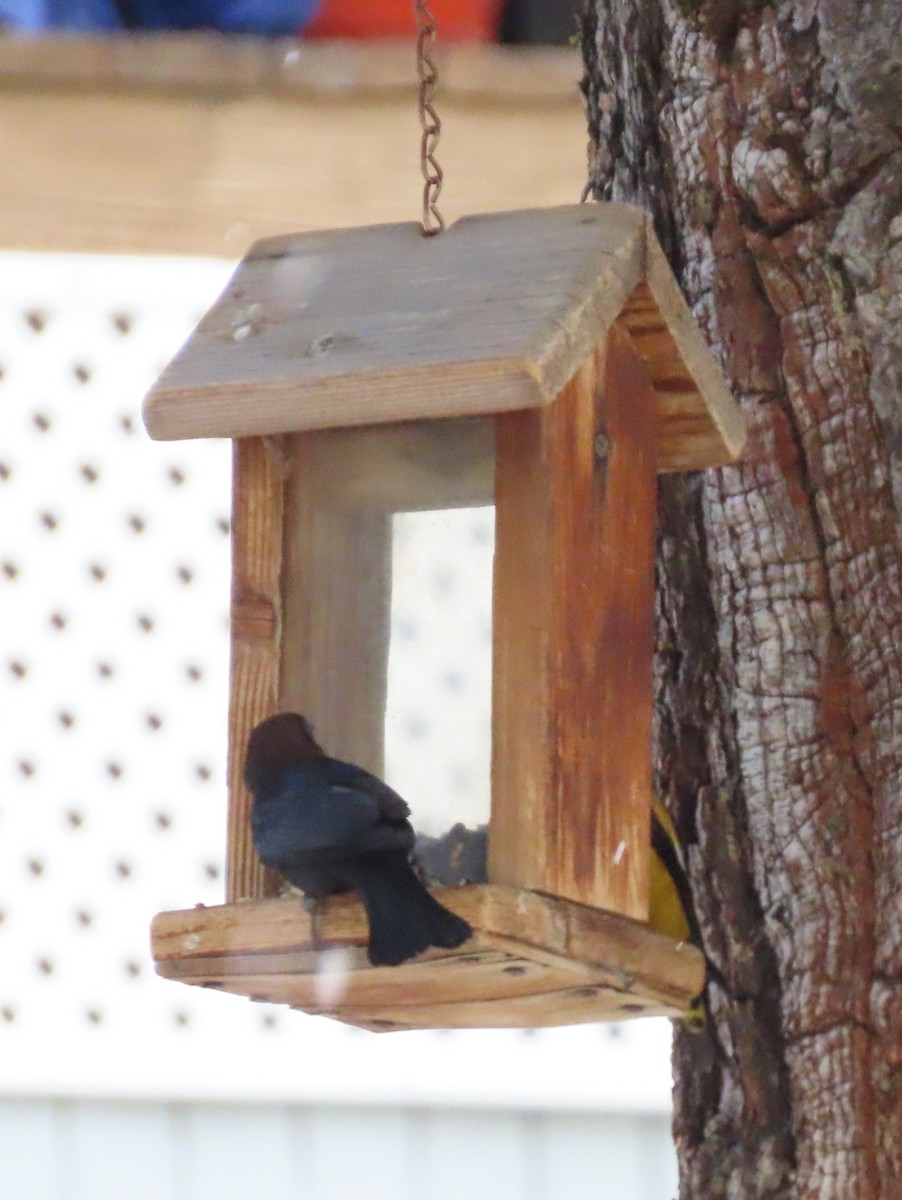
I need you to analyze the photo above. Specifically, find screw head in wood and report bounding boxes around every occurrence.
[594,432,611,459]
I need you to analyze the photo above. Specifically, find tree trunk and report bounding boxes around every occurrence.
[580,3,902,1197]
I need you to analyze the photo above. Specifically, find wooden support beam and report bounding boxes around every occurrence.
[490,323,658,919]
[304,417,495,513]
[279,433,393,776]
[226,437,286,902]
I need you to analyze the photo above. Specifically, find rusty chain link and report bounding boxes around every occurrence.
[415,0,444,235]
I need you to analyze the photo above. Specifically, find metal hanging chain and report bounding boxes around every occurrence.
[415,0,445,235]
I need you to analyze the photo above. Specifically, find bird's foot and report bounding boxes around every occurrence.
[303,895,321,949]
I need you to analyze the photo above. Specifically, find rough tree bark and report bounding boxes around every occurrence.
[580,4,902,1198]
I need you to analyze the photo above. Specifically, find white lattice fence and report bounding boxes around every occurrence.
[0,252,673,1107]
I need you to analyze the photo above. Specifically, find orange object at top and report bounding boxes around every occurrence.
[304,0,504,41]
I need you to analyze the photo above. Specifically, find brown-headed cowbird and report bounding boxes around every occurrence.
[245,712,473,967]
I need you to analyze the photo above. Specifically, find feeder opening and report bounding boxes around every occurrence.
[386,505,493,839]
[275,415,496,854]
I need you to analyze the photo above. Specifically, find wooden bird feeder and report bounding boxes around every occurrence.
[144,204,743,1031]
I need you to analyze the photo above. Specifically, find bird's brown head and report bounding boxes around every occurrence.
[244,712,323,797]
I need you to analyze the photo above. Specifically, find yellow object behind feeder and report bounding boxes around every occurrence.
[648,798,694,945]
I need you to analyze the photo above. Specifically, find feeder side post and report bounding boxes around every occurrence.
[490,323,658,919]
[279,434,392,777]
[227,437,287,902]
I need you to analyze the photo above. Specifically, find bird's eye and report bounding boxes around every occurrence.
[300,716,315,736]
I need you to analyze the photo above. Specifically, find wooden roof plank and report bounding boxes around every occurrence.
[142,204,646,439]
[623,227,746,470]
[142,203,746,470]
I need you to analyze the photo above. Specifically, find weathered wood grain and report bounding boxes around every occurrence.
[226,438,285,902]
[490,325,657,920]
[142,205,647,439]
[626,226,745,470]
[151,885,705,1030]
[141,204,744,472]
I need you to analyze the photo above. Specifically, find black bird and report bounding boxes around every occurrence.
[245,712,474,967]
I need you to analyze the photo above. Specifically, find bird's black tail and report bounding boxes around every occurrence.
[350,853,473,967]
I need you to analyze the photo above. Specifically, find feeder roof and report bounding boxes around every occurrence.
[143,203,744,472]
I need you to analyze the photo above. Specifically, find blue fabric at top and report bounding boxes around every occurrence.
[0,0,320,34]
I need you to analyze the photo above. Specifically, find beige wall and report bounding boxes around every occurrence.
[0,38,587,256]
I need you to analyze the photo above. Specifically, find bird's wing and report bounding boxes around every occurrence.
[325,761,412,825]
[252,780,381,865]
